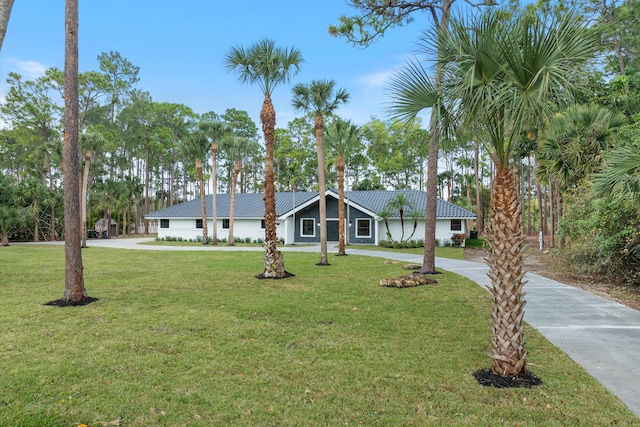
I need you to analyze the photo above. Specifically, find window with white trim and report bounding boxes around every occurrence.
[301,218,315,237]
[160,219,169,228]
[195,219,203,229]
[451,219,462,231]
[222,219,229,229]
[356,218,371,238]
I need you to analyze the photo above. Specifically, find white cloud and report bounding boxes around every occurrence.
[356,69,396,88]
[8,59,48,80]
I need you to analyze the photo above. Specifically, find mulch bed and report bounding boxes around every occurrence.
[255,271,296,279]
[44,296,100,307]
[473,369,543,388]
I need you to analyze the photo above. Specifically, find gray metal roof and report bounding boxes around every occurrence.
[145,190,475,219]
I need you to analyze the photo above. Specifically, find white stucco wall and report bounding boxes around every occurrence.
[155,216,469,246]
[157,218,284,242]
[381,218,468,246]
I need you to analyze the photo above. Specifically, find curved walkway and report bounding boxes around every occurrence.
[25,238,640,417]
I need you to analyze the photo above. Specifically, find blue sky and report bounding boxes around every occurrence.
[0,1,432,130]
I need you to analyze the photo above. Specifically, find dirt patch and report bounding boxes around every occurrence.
[464,235,640,311]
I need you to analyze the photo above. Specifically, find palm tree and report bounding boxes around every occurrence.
[199,119,228,245]
[225,38,303,278]
[13,178,45,242]
[538,105,626,187]
[325,118,361,255]
[222,136,250,246]
[79,131,105,247]
[291,80,349,265]
[387,193,415,243]
[594,142,640,201]
[436,10,595,377]
[183,130,210,244]
[0,205,26,246]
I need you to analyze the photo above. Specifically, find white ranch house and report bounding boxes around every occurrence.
[145,189,476,246]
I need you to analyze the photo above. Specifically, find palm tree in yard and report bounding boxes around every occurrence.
[225,38,303,278]
[391,9,595,377]
[183,130,211,244]
[291,80,349,265]
[434,10,596,377]
[222,136,251,246]
[325,118,361,255]
[387,193,415,243]
[199,120,229,245]
[79,131,105,247]
[0,205,27,246]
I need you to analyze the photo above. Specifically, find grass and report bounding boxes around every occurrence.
[1,245,638,426]
[342,244,464,260]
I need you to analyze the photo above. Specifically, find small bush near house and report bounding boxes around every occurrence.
[451,233,466,247]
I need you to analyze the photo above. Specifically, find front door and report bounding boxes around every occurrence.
[326,220,339,241]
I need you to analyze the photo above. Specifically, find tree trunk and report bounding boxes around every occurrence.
[261,94,286,278]
[211,141,218,245]
[421,4,451,274]
[315,112,329,265]
[228,159,240,246]
[535,170,545,249]
[549,180,556,249]
[144,145,150,234]
[81,150,91,247]
[0,0,14,51]
[196,157,208,244]
[421,113,439,274]
[486,163,527,376]
[474,140,484,234]
[337,154,346,256]
[62,0,87,303]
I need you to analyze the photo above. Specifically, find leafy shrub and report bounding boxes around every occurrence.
[557,184,640,286]
[451,233,466,247]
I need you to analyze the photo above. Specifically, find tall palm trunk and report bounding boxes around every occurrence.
[196,158,208,245]
[228,158,241,246]
[211,141,218,245]
[337,153,346,255]
[315,112,329,265]
[261,94,286,277]
[486,163,527,376]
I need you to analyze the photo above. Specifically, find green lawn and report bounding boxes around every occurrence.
[1,246,637,426]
